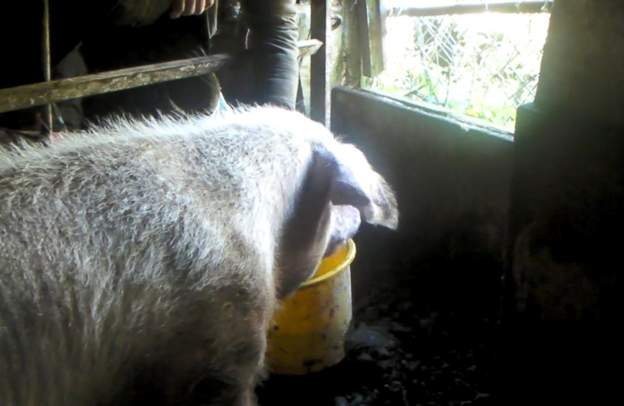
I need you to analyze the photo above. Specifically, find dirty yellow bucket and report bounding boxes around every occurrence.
[267,239,356,375]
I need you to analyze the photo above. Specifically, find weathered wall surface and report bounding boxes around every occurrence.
[503,1,624,403]
[535,0,624,129]
[509,0,624,324]
[508,106,623,322]
[332,2,624,401]
[332,88,512,317]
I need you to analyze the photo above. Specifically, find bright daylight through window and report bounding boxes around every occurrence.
[363,0,552,132]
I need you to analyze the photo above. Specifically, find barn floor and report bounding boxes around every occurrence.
[257,274,501,406]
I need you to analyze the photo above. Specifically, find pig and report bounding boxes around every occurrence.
[0,106,398,405]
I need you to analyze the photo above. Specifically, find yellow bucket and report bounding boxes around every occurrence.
[267,239,356,375]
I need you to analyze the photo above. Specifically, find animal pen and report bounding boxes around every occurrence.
[1,1,622,405]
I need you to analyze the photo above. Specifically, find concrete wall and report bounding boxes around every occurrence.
[508,0,624,324]
[332,2,624,400]
[535,0,624,128]
[503,1,624,403]
[331,88,513,317]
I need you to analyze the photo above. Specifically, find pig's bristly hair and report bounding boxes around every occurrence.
[0,105,398,406]
[0,105,331,167]
[0,106,320,404]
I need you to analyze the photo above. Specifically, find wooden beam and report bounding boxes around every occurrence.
[0,54,234,115]
[0,41,323,115]
[310,0,330,126]
[386,0,554,17]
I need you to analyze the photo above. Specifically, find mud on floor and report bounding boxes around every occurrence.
[257,286,500,406]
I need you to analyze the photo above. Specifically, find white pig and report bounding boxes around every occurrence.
[0,106,397,405]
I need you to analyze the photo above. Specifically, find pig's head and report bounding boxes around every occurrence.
[276,138,398,298]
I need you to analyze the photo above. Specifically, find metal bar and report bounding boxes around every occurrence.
[310,0,330,126]
[42,0,53,132]
[0,41,322,115]
[386,1,554,17]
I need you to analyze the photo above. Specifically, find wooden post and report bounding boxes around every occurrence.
[42,0,53,133]
[367,0,385,76]
[310,0,330,126]
[357,0,372,77]
[386,0,553,17]
[344,0,362,88]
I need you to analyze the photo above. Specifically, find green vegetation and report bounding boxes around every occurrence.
[363,13,550,131]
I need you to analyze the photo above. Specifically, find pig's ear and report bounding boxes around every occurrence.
[312,142,399,230]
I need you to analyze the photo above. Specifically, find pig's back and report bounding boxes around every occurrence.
[0,107,321,404]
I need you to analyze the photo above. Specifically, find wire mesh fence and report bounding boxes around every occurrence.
[364,1,552,131]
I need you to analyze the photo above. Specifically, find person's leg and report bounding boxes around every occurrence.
[81,13,222,121]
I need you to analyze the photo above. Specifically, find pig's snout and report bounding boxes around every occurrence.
[325,205,361,257]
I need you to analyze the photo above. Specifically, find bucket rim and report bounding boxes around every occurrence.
[299,239,356,288]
